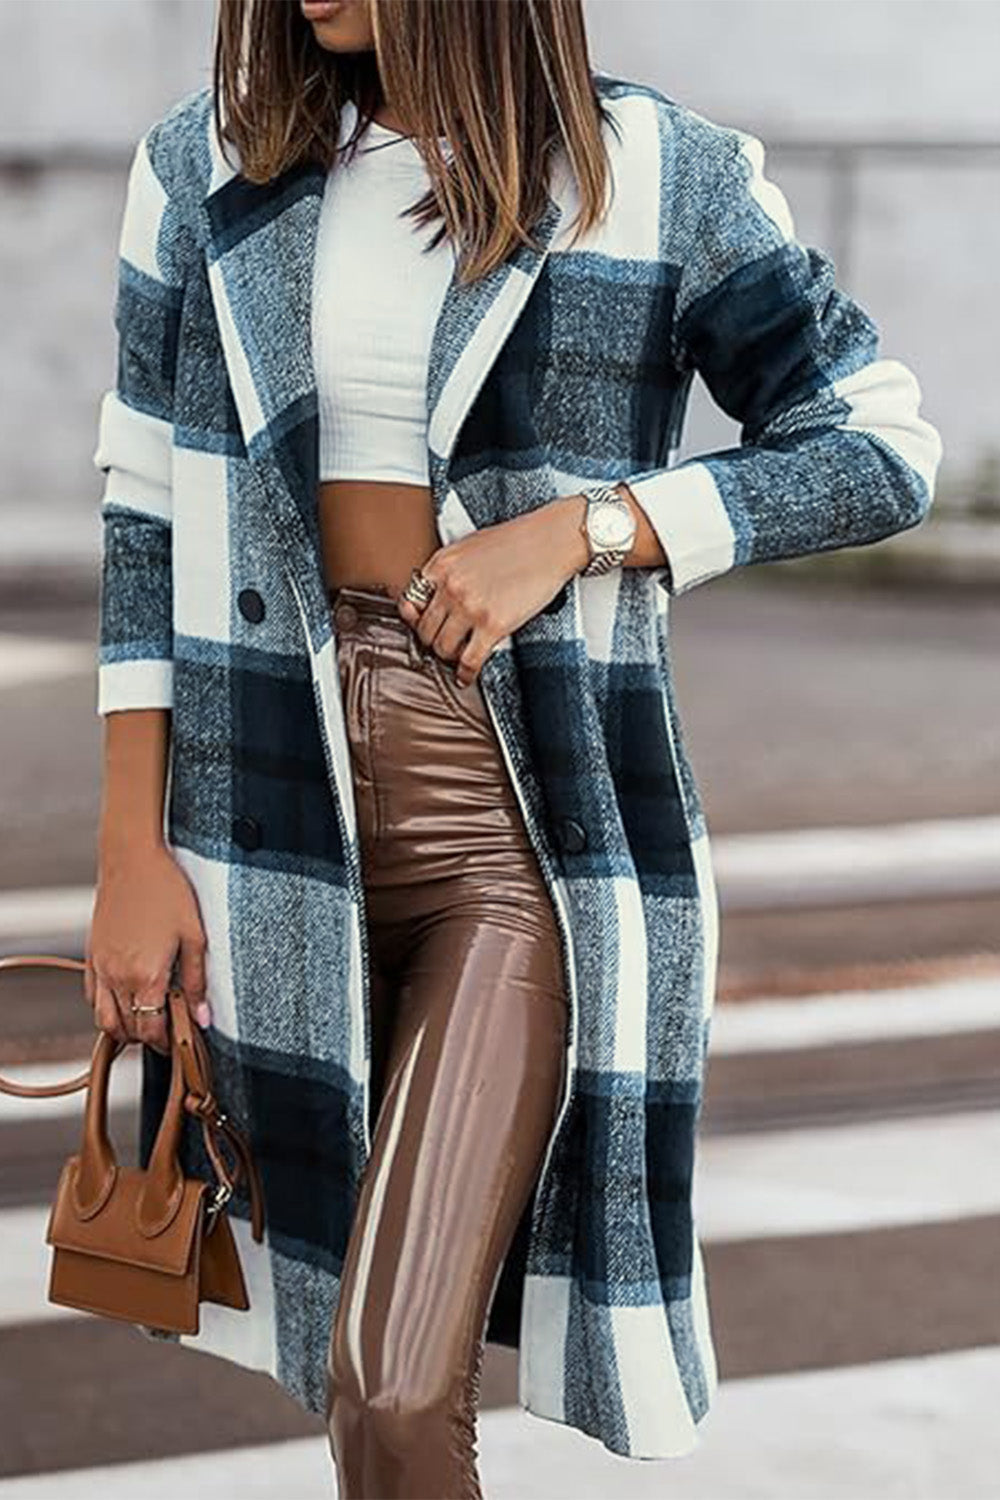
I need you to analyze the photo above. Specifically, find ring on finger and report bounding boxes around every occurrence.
[401,567,436,609]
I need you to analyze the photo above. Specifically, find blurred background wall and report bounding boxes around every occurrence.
[588,0,1000,506]
[0,0,997,568]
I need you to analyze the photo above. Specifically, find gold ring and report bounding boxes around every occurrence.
[401,567,436,609]
[403,576,434,606]
[130,1002,167,1014]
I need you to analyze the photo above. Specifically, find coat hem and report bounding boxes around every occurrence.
[518,1393,711,1462]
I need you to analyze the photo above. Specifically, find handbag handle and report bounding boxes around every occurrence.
[0,954,264,1242]
[0,955,100,1098]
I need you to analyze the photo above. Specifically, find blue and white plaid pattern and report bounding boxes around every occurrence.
[92,74,941,1460]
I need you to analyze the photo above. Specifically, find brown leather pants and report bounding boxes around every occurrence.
[324,584,569,1500]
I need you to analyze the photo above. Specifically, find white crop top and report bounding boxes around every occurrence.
[313,102,455,485]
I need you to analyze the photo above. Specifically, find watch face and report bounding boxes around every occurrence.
[590,499,636,549]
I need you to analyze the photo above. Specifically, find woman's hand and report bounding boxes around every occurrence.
[85,843,211,1056]
[396,495,589,685]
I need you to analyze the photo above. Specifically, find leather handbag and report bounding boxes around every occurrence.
[0,953,265,1336]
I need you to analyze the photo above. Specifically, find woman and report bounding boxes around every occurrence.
[85,0,942,1493]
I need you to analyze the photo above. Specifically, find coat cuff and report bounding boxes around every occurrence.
[622,463,736,594]
[97,658,173,715]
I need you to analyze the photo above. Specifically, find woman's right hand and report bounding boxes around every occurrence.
[85,844,211,1057]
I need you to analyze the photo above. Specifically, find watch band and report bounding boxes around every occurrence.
[581,546,627,577]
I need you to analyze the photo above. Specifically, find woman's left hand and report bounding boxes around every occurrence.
[396,496,587,686]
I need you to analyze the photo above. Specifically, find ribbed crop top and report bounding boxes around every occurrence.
[312,102,455,486]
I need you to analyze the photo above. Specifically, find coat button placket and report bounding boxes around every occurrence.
[282,560,375,1163]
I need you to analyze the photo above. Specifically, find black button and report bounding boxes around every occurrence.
[555,816,587,854]
[541,582,568,616]
[238,588,265,623]
[232,814,262,851]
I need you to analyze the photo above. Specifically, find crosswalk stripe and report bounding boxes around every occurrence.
[4,1103,998,1331]
[0,1049,141,1124]
[713,814,1000,906]
[2,1205,78,1325]
[0,886,94,943]
[1,974,996,1127]
[707,970,1000,1054]
[695,1108,1000,1239]
[4,814,1000,950]
[0,635,94,691]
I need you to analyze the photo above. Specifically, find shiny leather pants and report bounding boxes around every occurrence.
[324,585,569,1500]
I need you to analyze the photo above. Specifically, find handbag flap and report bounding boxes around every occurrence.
[45,1155,207,1277]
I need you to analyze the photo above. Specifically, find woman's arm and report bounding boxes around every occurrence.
[92,124,187,712]
[89,703,210,1053]
[86,121,209,1050]
[605,114,942,595]
[98,708,172,860]
[537,485,670,580]
[522,112,941,596]
[402,104,943,675]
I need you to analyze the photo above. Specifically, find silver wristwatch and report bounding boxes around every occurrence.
[578,481,638,577]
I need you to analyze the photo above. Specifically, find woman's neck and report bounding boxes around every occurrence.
[372,102,409,134]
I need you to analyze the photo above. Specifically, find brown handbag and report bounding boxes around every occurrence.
[0,954,265,1336]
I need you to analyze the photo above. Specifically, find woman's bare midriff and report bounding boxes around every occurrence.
[317,479,441,601]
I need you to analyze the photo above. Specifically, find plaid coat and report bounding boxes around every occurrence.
[92,74,941,1460]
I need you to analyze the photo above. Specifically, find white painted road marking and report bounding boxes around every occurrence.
[1,972,995,1127]
[0,886,94,943]
[713,814,1000,908]
[4,1103,998,1328]
[0,1048,141,1125]
[0,635,94,691]
[707,971,1000,1054]
[4,812,1000,948]
[695,1108,1000,1240]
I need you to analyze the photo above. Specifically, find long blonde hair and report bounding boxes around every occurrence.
[213,0,619,283]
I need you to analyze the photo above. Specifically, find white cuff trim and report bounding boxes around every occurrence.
[624,462,735,594]
[97,659,173,715]
[92,390,173,516]
[832,358,943,496]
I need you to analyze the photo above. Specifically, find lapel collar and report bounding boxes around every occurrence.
[205,146,327,581]
[424,188,565,481]
[204,101,567,630]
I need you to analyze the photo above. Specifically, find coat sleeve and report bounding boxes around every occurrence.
[91,123,191,714]
[621,118,943,596]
